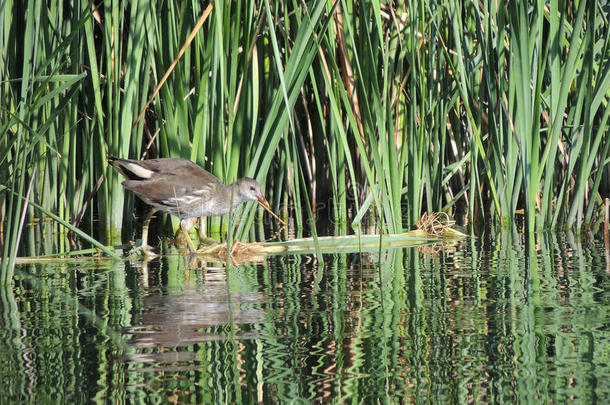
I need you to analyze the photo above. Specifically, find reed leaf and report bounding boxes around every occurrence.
[2,0,609,268]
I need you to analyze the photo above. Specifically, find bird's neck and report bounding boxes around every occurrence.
[223,182,246,206]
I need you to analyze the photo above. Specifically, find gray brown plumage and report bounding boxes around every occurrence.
[109,157,269,252]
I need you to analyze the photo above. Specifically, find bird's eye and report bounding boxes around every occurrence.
[250,186,256,191]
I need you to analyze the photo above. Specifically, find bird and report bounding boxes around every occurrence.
[108,157,270,253]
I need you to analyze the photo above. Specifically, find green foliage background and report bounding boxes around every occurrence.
[1,0,609,273]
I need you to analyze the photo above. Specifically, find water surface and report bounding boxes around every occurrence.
[1,231,608,403]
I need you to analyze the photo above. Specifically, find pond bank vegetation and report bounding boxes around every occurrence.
[2,1,609,278]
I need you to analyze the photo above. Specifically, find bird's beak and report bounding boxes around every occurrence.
[257,195,286,226]
[257,196,271,210]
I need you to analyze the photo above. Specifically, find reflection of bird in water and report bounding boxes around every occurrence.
[124,278,264,352]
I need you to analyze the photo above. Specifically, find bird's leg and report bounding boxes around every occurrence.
[129,208,157,257]
[141,209,156,249]
[197,217,205,240]
[197,217,218,245]
[180,217,198,253]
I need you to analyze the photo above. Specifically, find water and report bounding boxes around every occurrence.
[1,231,609,403]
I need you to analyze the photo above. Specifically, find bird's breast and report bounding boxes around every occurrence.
[161,196,230,218]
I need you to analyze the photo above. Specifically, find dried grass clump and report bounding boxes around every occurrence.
[415,212,455,236]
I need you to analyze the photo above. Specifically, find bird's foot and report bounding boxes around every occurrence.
[199,242,224,255]
[198,236,219,246]
[127,242,158,259]
[198,239,240,255]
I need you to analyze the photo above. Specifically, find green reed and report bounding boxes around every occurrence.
[1,0,609,269]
